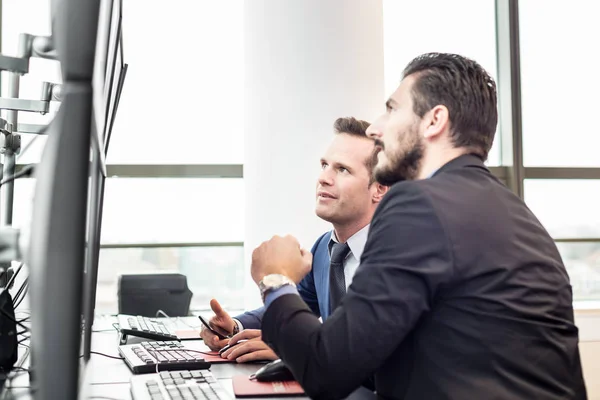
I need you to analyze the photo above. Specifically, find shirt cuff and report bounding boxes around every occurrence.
[264,285,299,309]
[233,318,244,332]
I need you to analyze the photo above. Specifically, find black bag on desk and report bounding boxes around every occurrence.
[0,290,18,372]
[118,273,192,317]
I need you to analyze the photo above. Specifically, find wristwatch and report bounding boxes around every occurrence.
[258,274,296,302]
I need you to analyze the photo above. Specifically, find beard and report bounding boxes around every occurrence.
[373,125,424,186]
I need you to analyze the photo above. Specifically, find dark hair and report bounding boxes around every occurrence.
[333,117,377,184]
[402,53,497,160]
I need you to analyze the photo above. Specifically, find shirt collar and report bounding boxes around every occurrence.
[329,224,370,261]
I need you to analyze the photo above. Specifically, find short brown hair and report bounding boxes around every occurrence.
[333,117,377,184]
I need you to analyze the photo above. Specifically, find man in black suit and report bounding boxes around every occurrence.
[249,53,588,399]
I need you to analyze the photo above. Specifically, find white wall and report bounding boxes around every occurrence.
[575,312,600,398]
[580,341,600,399]
[243,0,384,307]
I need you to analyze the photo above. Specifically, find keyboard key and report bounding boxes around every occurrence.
[162,378,174,386]
[174,378,186,385]
[160,371,171,380]
[148,386,162,395]
[190,371,203,379]
[180,371,192,379]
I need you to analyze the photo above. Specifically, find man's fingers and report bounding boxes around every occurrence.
[203,334,227,351]
[237,349,278,363]
[300,247,313,265]
[229,329,261,345]
[283,234,300,247]
[212,336,229,349]
[210,298,226,318]
[226,340,269,360]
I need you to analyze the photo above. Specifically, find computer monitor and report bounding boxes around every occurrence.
[82,0,126,363]
[26,0,102,399]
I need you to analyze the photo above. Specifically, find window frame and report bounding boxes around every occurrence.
[495,0,600,321]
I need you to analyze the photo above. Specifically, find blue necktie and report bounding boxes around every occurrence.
[329,242,351,313]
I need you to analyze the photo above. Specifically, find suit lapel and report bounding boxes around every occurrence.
[314,231,332,320]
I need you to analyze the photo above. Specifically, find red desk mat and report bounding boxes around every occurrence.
[232,375,305,397]
[202,351,237,363]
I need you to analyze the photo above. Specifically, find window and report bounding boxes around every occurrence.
[382,0,501,165]
[106,0,244,165]
[556,242,600,303]
[524,180,600,239]
[3,0,246,316]
[519,0,600,167]
[97,246,244,314]
[101,178,244,244]
[525,180,600,304]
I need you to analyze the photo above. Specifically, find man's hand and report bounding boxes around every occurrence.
[251,235,313,285]
[199,299,236,351]
[220,329,278,363]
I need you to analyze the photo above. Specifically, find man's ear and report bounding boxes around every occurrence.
[372,183,389,203]
[422,105,450,141]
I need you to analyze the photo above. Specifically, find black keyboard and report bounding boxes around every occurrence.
[119,341,210,374]
[118,314,180,342]
[131,370,231,400]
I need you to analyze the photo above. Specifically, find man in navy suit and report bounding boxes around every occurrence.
[200,117,388,362]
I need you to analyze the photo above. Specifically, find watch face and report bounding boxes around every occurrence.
[263,274,284,286]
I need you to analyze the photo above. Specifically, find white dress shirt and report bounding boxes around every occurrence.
[329,224,370,290]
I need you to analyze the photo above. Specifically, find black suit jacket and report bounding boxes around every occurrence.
[262,154,587,400]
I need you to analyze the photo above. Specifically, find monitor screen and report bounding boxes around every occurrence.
[26,1,118,398]
[82,0,125,362]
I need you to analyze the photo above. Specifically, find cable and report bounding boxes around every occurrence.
[87,397,126,400]
[0,307,30,332]
[17,336,30,344]
[156,309,169,318]
[12,277,28,305]
[0,164,35,187]
[13,280,29,310]
[91,320,120,332]
[86,351,124,360]
[152,348,214,356]
[2,262,25,290]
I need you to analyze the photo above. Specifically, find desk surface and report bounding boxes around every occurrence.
[86,316,304,400]
[2,315,375,400]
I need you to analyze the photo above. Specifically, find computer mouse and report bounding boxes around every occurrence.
[252,359,295,382]
[218,341,241,355]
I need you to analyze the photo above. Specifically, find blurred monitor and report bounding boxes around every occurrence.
[82,0,126,363]
[25,0,125,398]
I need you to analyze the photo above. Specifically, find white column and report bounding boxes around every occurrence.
[244,0,384,308]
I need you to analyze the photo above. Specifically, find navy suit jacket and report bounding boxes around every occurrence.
[235,231,332,329]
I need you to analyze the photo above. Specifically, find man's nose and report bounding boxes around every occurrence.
[366,117,384,140]
[318,168,334,186]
